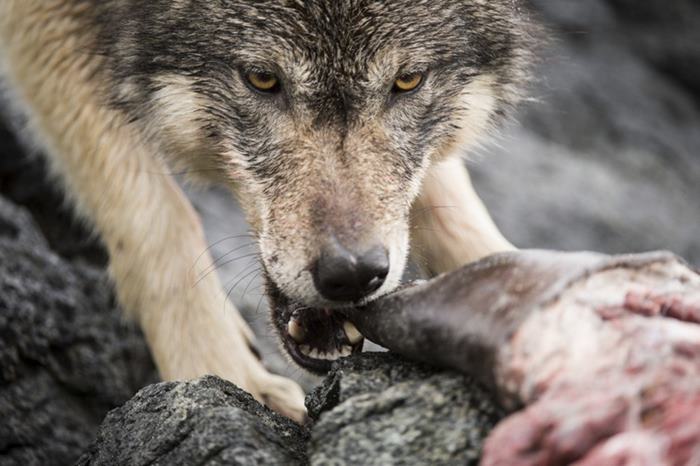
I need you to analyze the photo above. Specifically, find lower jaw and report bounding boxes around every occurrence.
[283,336,364,374]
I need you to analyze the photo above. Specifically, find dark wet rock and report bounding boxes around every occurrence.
[77,376,309,466]
[0,123,108,266]
[307,353,504,466]
[0,196,156,466]
[76,354,502,466]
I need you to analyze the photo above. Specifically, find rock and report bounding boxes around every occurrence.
[307,353,504,466]
[77,376,309,466]
[76,354,502,466]
[0,125,108,267]
[0,195,156,466]
[471,0,700,266]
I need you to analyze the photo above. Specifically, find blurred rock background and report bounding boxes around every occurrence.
[474,0,700,262]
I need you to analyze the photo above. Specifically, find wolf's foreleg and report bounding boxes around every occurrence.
[0,0,305,422]
[411,157,515,275]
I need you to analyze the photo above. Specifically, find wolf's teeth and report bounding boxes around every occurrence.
[343,321,364,345]
[287,318,306,343]
[321,349,348,360]
[304,346,354,361]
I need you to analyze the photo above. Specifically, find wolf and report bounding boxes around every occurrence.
[0,0,535,422]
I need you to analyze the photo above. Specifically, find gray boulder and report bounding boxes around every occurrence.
[0,196,156,466]
[77,376,309,466]
[307,354,503,466]
[76,354,501,466]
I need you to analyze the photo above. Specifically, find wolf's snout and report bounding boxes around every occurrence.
[312,238,389,302]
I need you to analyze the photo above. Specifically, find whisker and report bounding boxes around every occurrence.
[191,233,256,274]
[412,204,459,215]
[254,293,267,316]
[222,259,261,289]
[195,242,256,284]
[224,267,263,307]
[195,251,261,286]
[240,270,263,303]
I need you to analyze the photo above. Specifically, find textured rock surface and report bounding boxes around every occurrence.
[77,376,309,466]
[0,196,156,466]
[75,355,501,466]
[307,354,504,466]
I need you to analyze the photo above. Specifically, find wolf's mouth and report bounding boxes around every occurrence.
[283,307,365,373]
[268,282,365,373]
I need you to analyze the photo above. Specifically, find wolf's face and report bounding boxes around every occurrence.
[99,0,533,372]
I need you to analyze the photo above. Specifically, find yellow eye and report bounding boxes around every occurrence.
[394,72,423,92]
[247,71,279,92]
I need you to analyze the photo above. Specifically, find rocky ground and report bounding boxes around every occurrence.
[0,149,501,464]
[1,0,699,465]
[0,189,501,464]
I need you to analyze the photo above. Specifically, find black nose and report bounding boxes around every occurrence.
[313,240,390,302]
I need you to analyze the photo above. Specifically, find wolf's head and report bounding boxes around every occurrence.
[97,0,535,372]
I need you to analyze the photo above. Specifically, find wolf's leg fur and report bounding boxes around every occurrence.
[0,0,305,421]
[411,157,515,275]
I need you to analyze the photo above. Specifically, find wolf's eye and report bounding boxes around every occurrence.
[393,72,424,93]
[246,71,280,93]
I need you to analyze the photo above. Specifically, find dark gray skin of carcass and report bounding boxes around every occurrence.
[348,250,677,396]
[345,250,700,465]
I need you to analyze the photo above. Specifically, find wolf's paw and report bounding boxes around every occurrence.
[151,303,308,423]
[249,370,307,424]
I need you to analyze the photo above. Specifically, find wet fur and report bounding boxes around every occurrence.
[0,0,536,421]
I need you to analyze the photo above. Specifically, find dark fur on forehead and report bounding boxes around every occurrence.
[88,0,537,184]
[92,0,535,96]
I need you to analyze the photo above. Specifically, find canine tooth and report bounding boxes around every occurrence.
[340,345,352,357]
[343,321,364,344]
[299,344,311,356]
[309,348,321,359]
[287,318,306,343]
